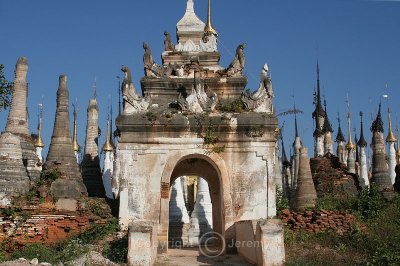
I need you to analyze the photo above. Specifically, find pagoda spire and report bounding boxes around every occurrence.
[34,102,45,149]
[204,0,218,37]
[103,99,114,153]
[312,61,326,121]
[72,98,80,162]
[34,102,45,164]
[386,108,397,143]
[357,112,369,187]
[371,103,384,133]
[294,103,299,138]
[322,99,333,133]
[357,112,367,147]
[386,107,397,184]
[346,111,355,150]
[336,114,345,143]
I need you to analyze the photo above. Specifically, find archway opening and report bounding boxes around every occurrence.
[167,157,224,251]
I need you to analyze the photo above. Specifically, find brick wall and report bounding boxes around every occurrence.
[0,214,91,244]
[280,209,365,235]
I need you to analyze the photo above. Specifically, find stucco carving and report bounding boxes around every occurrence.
[175,34,218,52]
[164,31,175,52]
[226,44,246,77]
[177,71,218,114]
[242,64,274,113]
[121,65,149,114]
[143,43,163,77]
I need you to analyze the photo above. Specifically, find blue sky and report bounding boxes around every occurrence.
[1,0,399,158]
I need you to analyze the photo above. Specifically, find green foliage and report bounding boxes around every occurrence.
[195,115,225,154]
[286,193,400,265]
[103,235,128,263]
[25,170,60,201]
[6,218,120,264]
[0,64,12,111]
[203,126,219,145]
[146,111,157,123]
[76,218,119,244]
[11,244,56,263]
[315,185,387,219]
[1,207,22,217]
[218,99,246,113]
[276,186,289,214]
[40,170,60,184]
[356,184,387,219]
[315,196,357,212]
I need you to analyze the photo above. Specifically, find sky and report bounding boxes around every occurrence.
[1,0,400,159]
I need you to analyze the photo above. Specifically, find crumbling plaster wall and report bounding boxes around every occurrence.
[113,135,277,230]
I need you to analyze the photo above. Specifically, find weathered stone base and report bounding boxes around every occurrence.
[128,221,158,266]
[235,219,285,266]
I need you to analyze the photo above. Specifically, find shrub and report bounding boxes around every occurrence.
[11,244,56,264]
[103,235,128,263]
[357,184,387,219]
[276,186,289,214]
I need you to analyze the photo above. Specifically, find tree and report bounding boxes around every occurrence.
[0,64,12,111]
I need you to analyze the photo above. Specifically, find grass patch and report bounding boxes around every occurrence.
[286,189,400,265]
[7,218,119,264]
[103,234,128,264]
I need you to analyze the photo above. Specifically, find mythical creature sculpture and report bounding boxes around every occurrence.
[143,42,162,77]
[226,44,246,77]
[164,31,175,52]
[242,64,274,113]
[121,65,149,114]
[177,69,218,114]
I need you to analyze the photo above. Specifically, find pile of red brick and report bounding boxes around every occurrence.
[0,214,91,244]
[310,155,359,198]
[280,209,359,235]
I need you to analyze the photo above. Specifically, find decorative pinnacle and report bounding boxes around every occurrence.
[386,108,397,142]
[103,97,114,152]
[92,77,97,99]
[346,102,355,150]
[34,102,45,148]
[204,0,218,37]
[73,98,80,152]
[357,112,367,147]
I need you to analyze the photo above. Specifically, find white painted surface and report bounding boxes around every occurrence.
[388,142,397,184]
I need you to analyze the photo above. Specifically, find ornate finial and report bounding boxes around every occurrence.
[345,97,355,150]
[357,111,367,147]
[336,112,345,143]
[34,102,45,148]
[103,96,114,152]
[386,108,397,142]
[73,98,80,153]
[294,101,299,138]
[204,0,218,37]
[92,77,97,99]
[371,103,384,133]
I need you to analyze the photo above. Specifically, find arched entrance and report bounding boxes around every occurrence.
[158,153,233,254]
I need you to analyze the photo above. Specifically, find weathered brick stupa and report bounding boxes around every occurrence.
[294,147,317,210]
[81,95,105,197]
[0,133,30,206]
[370,104,394,199]
[4,57,41,182]
[44,75,87,210]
